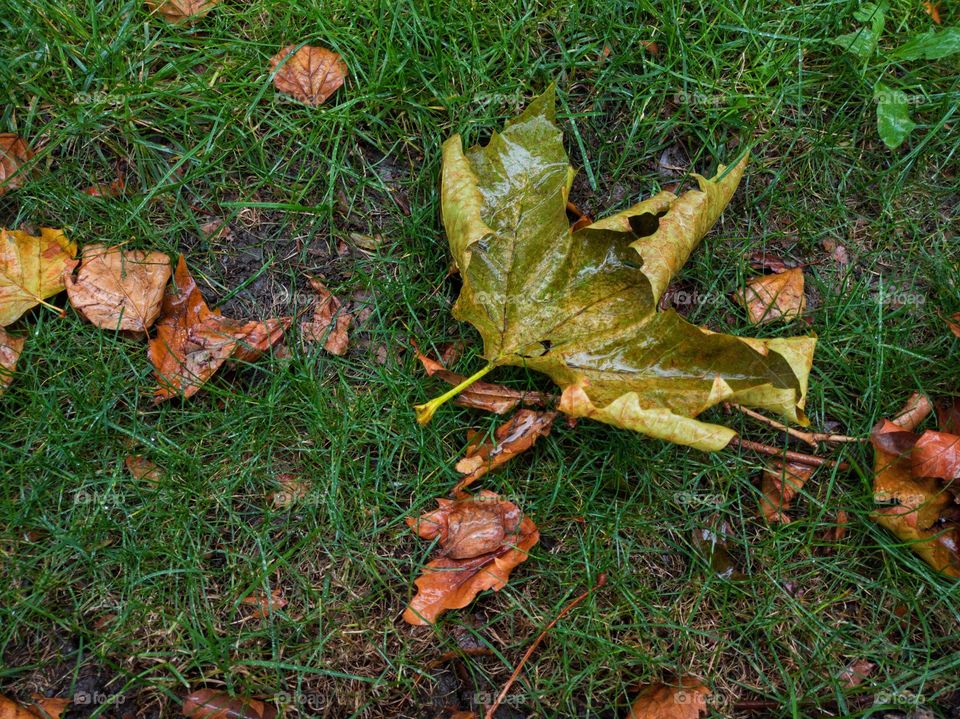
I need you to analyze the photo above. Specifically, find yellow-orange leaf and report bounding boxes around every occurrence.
[0,327,25,395]
[0,135,33,195]
[301,277,351,355]
[270,45,347,106]
[0,228,77,326]
[627,677,710,719]
[735,267,806,324]
[125,454,162,484]
[147,0,218,22]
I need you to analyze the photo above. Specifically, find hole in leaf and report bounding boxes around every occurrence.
[628,210,668,238]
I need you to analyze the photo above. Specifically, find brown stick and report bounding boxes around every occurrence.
[729,437,849,471]
[484,574,607,719]
[726,404,864,447]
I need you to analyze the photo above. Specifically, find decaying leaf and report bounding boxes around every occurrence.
[627,677,710,719]
[838,659,875,688]
[270,473,310,508]
[0,228,77,326]
[946,312,960,338]
[690,519,745,580]
[147,0,219,22]
[454,410,557,494]
[404,490,539,625]
[65,244,172,332]
[125,454,162,484]
[759,460,816,524]
[182,689,277,719]
[148,256,290,401]
[240,589,287,618]
[0,326,25,395]
[0,135,33,195]
[0,695,43,719]
[28,696,69,719]
[421,87,815,451]
[912,430,960,480]
[270,45,347,106]
[735,267,806,324]
[301,278,351,355]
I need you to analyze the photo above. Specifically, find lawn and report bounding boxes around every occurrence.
[1,0,959,717]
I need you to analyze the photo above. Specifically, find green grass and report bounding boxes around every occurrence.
[1,0,959,717]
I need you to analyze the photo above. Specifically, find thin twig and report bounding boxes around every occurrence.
[485,574,607,719]
[729,437,849,471]
[726,403,863,447]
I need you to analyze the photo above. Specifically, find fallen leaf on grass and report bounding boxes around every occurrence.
[240,589,287,618]
[147,0,219,22]
[454,410,557,494]
[148,256,289,401]
[0,695,43,719]
[0,327,25,395]
[270,473,309,508]
[946,312,960,338]
[923,1,941,24]
[0,228,77,326]
[735,267,806,324]
[270,45,347,106]
[404,490,539,625]
[28,696,69,719]
[83,177,125,198]
[422,87,814,451]
[759,461,816,524]
[690,519,745,580]
[838,659,875,688]
[300,277,351,355]
[912,430,960,480]
[125,454,162,484]
[0,135,33,195]
[627,677,710,718]
[182,689,277,719]
[66,244,171,332]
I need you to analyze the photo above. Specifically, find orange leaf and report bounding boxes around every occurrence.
[270,45,347,106]
[0,326,25,395]
[0,695,43,719]
[28,696,69,719]
[66,244,172,332]
[923,1,942,24]
[837,659,874,688]
[759,460,816,524]
[0,135,33,196]
[912,430,960,480]
[0,228,77,326]
[83,177,125,198]
[946,312,960,338]
[301,277,351,355]
[147,256,289,401]
[403,490,539,625]
[125,454,162,484]
[181,689,277,719]
[240,589,288,618]
[147,0,219,22]
[735,267,806,324]
[626,677,710,719]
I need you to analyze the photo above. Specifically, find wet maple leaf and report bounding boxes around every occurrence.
[735,267,806,324]
[181,689,277,719]
[626,677,710,719]
[404,490,538,625]
[0,327,25,395]
[270,45,347,106]
[0,228,77,326]
[759,460,816,523]
[418,87,815,451]
[0,135,33,196]
[148,256,290,401]
[147,0,218,22]
[301,277,351,355]
[65,244,172,332]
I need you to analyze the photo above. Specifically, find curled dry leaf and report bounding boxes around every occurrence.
[270,45,347,106]
[0,327,25,395]
[301,278,351,355]
[735,267,806,324]
[240,589,287,618]
[454,409,558,494]
[626,677,710,719]
[0,134,33,195]
[148,256,290,401]
[838,658,875,688]
[65,244,172,332]
[404,490,539,625]
[125,454,162,484]
[0,228,77,326]
[147,0,219,22]
[759,460,816,524]
[182,689,277,719]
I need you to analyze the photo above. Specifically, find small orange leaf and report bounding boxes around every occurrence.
[923,1,942,24]
[759,460,816,524]
[28,696,70,719]
[837,659,874,688]
[301,277,351,355]
[125,454,162,484]
[0,695,43,719]
[0,326,25,395]
[946,312,960,338]
[0,135,33,195]
[240,589,288,618]
[627,677,710,718]
[270,473,309,508]
[181,689,277,719]
[735,267,806,324]
[0,228,77,326]
[270,45,347,106]
[147,0,219,22]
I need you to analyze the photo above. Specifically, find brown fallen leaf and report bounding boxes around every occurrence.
[240,589,287,618]
[28,696,70,719]
[270,45,347,106]
[0,228,78,326]
[837,658,875,688]
[946,312,960,338]
[0,695,43,719]
[404,490,539,625]
[912,430,960,480]
[65,244,172,332]
[125,454,162,484]
[735,267,806,324]
[759,460,816,524]
[749,251,790,273]
[270,473,309,508]
[892,391,933,431]
[0,135,33,195]
[0,326,25,395]
[83,177,125,198]
[923,1,941,24]
[817,510,849,553]
[691,518,745,580]
[821,238,850,267]
[148,256,290,401]
[147,0,219,22]
[454,410,558,494]
[300,277,352,355]
[936,397,960,434]
[182,689,277,719]
[627,677,710,719]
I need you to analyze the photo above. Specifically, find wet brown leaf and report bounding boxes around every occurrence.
[838,659,875,688]
[946,312,960,338]
[626,677,710,719]
[0,228,77,326]
[148,256,290,401]
[28,696,69,719]
[735,267,806,324]
[690,519,745,580]
[147,0,219,22]
[182,689,277,719]
[125,454,162,484]
[403,490,539,625]
[759,460,816,524]
[269,45,347,106]
[83,177,125,198]
[240,589,287,618]
[912,430,960,480]
[0,695,43,719]
[66,244,172,332]
[0,326,25,395]
[0,135,33,195]
[301,277,351,355]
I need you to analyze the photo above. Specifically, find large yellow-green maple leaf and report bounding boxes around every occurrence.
[418,88,815,451]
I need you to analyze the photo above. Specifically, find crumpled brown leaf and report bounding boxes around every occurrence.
[735,267,806,324]
[404,490,539,625]
[182,689,277,719]
[240,589,287,618]
[270,45,347,106]
[66,244,172,332]
[125,454,162,484]
[0,228,77,326]
[759,460,816,524]
[0,327,25,395]
[147,0,219,22]
[301,277,351,355]
[0,135,33,195]
[912,430,960,480]
[454,409,557,494]
[148,256,290,401]
[626,677,710,719]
